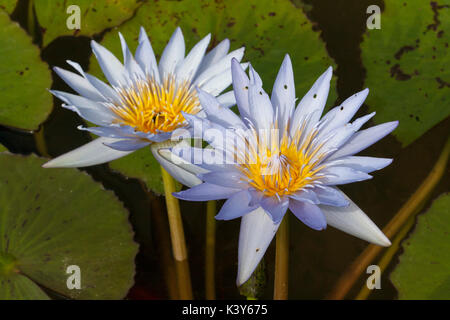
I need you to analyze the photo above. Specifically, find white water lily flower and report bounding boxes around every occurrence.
[164,55,398,285]
[43,27,247,186]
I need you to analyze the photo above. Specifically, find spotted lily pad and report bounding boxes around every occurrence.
[0,0,17,14]
[87,0,336,194]
[390,193,450,299]
[0,153,138,300]
[34,0,142,47]
[361,0,449,146]
[0,11,52,130]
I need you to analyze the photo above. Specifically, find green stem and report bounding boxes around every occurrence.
[160,166,193,299]
[274,214,289,300]
[205,200,216,300]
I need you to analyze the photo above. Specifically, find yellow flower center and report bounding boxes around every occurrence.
[110,75,200,134]
[238,127,327,197]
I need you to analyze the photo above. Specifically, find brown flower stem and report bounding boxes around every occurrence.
[274,214,289,300]
[205,200,216,300]
[160,166,193,299]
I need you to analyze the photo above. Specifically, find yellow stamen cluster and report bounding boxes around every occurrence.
[237,127,327,197]
[111,75,200,134]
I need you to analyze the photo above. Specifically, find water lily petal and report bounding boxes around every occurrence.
[158,27,185,78]
[50,90,117,126]
[329,121,399,160]
[103,138,150,151]
[231,58,251,120]
[314,186,349,207]
[199,170,245,189]
[320,88,369,136]
[237,207,281,286]
[91,40,129,87]
[248,65,274,130]
[216,91,236,108]
[291,66,332,134]
[197,88,244,128]
[151,142,203,188]
[260,196,289,223]
[215,190,256,220]
[271,54,295,132]
[174,182,239,201]
[326,156,393,173]
[319,189,391,246]
[289,199,327,230]
[135,27,160,82]
[196,38,230,76]
[53,66,105,102]
[321,166,372,185]
[119,32,145,79]
[42,137,133,168]
[194,47,245,87]
[176,33,211,82]
[200,62,248,97]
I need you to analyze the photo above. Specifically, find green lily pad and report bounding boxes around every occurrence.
[0,144,6,152]
[0,11,52,131]
[34,0,142,47]
[361,0,449,146]
[0,153,138,300]
[87,0,335,193]
[0,0,17,14]
[390,193,450,299]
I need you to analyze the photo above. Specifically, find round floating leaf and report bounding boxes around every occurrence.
[87,0,336,194]
[0,11,52,130]
[361,0,449,146]
[390,193,450,299]
[34,0,142,47]
[0,0,17,14]
[0,153,138,300]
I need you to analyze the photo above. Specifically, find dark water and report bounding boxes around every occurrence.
[1,0,448,299]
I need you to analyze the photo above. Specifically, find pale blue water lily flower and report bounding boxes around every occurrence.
[43,27,247,186]
[165,55,398,285]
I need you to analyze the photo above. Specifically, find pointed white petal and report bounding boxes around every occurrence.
[199,62,249,96]
[326,156,393,173]
[319,189,391,246]
[158,27,185,78]
[119,32,145,79]
[194,47,245,87]
[176,33,211,82]
[321,88,369,135]
[53,67,105,102]
[231,58,250,119]
[66,60,120,102]
[291,66,332,135]
[271,54,295,132]
[237,207,281,286]
[135,27,160,82]
[42,137,133,168]
[248,65,274,130]
[197,38,230,75]
[91,40,129,87]
[329,121,399,160]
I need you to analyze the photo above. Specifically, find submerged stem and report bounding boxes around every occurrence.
[205,200,216,300]
[274,214,289,300]
[326,136,450,300]
[160,166,193,299]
